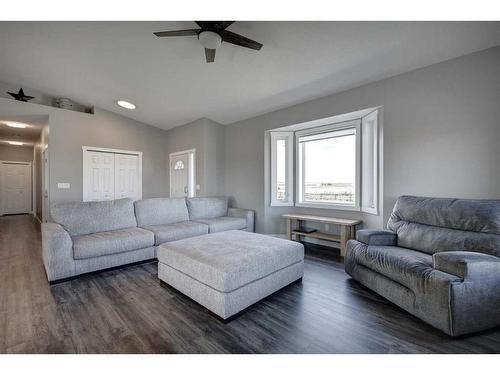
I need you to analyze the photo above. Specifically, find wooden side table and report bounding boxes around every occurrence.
[282,214,361,257]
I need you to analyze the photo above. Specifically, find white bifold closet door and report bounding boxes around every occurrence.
[83,151,140,202]
[114,154,139,200]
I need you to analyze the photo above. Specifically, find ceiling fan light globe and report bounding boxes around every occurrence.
[198,31,222,50]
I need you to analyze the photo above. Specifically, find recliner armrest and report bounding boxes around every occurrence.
[227,208,255,232]
[356,229,397,246]
[433,251,500,280]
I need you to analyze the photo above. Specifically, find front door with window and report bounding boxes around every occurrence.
[169,150,195,198]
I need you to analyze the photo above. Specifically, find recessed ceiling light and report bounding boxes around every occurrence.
[117,100,136,110]
[8,141,24,146]
[2,121,28,129]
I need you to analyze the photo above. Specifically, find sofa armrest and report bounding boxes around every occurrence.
[433,251,500,280]
[41,223,76,282]
[228,208,255,232]
[356,229,397,246]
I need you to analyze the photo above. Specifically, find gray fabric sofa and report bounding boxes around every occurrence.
[345,195,500,336]
[42,196,254,283]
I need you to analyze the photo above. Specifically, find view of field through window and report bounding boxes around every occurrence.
[276,139,287,201]
[275,131,356,205]
[302,133,355,204]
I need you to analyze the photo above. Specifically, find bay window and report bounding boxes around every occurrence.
[269,108,379,214]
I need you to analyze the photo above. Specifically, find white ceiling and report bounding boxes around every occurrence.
[0,115,46,145]
[0,22,499,130]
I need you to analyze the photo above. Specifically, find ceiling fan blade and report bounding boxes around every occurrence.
[205,48,216,63]
[220,30,262,51]
[217,21,235,30]
[154,29,200,37]
[195,21,234,31]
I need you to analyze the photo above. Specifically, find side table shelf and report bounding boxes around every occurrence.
[282,214,361,256]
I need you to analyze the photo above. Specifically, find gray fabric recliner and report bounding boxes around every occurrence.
[345,195,500,336]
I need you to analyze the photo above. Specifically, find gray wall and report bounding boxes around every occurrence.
[224,46,500,233]
[0,99,171,207]
[203,119,225,196]
[34,120,49,220]
[165,118,225,197]
[0,144,34,162]
[49,108,170,204]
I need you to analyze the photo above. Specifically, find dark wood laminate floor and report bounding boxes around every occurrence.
[2,215,500,354]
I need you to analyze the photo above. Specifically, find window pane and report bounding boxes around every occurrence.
[302,133,356,205]
[276,139,287,201]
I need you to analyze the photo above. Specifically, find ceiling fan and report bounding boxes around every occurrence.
[154,21,263,63]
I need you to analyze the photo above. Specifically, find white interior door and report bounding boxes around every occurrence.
[1,162,32,215]
[170,153,190,198]
[115,154,140,200]
[83,151,115,201]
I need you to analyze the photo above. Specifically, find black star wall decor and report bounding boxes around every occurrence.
[7,88,35,102]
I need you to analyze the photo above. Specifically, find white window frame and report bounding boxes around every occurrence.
[270,131,294,206]
[361,110,379,214]
[295,119,361,211]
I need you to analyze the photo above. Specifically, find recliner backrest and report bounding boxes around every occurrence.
[51,198,137,237]
[387,196,500,256]
[134,197,189,227]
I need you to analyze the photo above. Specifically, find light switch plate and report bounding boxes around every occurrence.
[195,184,201,190]
[57,182,71,189]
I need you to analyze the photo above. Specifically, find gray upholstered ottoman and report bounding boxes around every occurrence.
[157,230,304,321]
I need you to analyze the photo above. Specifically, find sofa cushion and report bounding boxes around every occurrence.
[73,227,154,260]
[387,196,500,256]
[346,243,459,291]
[158,230,304,293]
[134,198,189,227]
[51,198,137,236]
[186,197,228,220]
[144,221,208,245]
[193,216,247,233]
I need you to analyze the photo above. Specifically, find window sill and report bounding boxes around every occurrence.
[270,201,294,207]
[295,202,360,211]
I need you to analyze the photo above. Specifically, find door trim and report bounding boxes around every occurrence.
[42,148,50,222]
[82,146,143,202]
[169,149,196,198]
[0,160,33,216]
